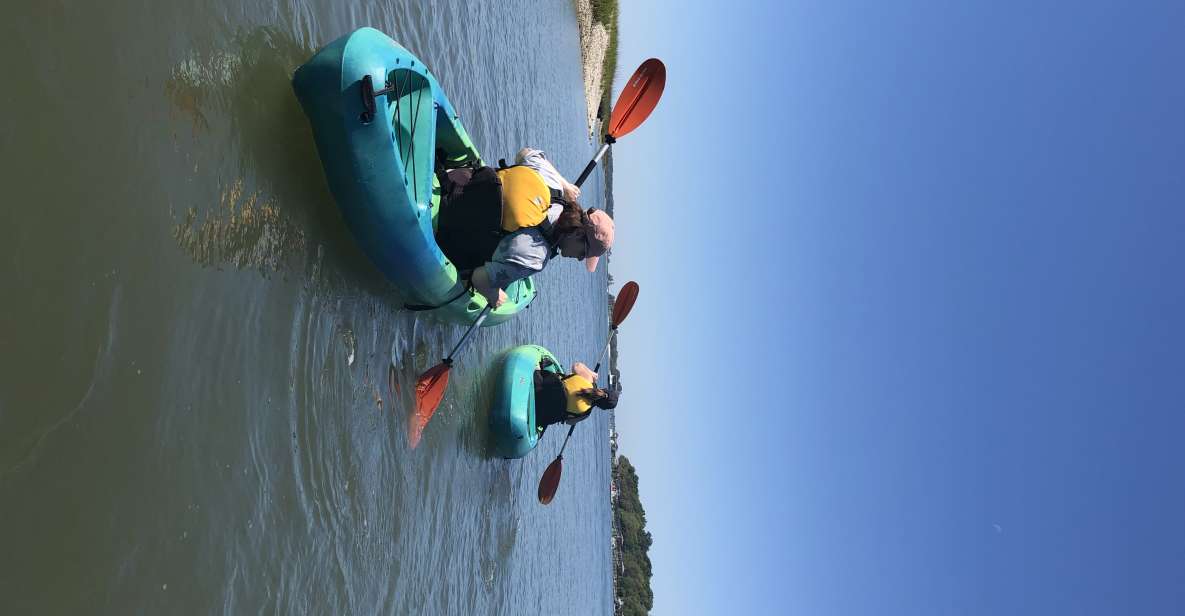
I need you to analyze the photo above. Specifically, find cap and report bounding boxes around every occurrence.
[583,209,615,272]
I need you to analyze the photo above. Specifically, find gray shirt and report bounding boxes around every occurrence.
[515,148,566,191]
[483,149,569,289]
[484,204,561,290]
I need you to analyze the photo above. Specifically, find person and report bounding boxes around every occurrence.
[434,148,615,308]
[533,359,619,432]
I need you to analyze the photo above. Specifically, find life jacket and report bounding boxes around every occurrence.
[533,370,596,427]
[561,373,596,416]
[496,166,551,232]
[434,163,558,270]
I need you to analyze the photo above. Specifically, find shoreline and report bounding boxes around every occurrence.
[574,0,611,137]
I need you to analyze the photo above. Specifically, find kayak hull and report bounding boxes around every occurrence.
[489,345,561,459]
[292,28,535,326]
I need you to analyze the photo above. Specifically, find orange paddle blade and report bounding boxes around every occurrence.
[607,59,666,139]
[409,362,451,448]
[611,281,640,327]
[537,456,564,504]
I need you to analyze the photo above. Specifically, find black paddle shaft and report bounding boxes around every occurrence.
[442,305,492,361]
[557,423,577,457]
[573,135,616,187]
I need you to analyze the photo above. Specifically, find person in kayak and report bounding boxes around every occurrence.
[533,358,619,432]
[434,148,615,308]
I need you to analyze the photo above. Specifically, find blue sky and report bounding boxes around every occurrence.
[606,1,1185,614]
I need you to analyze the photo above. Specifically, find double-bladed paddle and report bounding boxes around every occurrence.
[573,59,666,187]
[591,280,639,373]
[538,281,640,504]
[411,58,664,449]
[408,305,491,448]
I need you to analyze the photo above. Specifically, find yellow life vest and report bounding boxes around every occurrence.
[497,166,551,232]
[562,374,596,415]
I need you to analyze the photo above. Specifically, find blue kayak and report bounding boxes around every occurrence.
[292,28,536,326]
[489,345,561,459]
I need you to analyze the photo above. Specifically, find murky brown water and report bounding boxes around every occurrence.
[0,1,615,613]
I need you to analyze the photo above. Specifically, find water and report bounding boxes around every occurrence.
[0,1,615,613]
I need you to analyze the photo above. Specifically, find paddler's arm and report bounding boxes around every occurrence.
[471,240,544,310]
[516,147,580,201]
[561,180,580,202]
[470,266,508,309]
[571,361,598,383]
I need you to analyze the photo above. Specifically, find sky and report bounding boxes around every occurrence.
[604,1,1185,614]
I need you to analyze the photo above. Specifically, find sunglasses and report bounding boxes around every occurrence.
[565,229,590,260]
[577,209,600,260]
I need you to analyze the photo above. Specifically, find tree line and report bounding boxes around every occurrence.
[614,456,653,615]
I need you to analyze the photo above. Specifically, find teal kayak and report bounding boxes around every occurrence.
[292,28,536,326]
[489,345,561,459]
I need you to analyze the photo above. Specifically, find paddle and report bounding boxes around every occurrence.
[537,282,640,504]
[592,280,639,373]
[537,424,577,505]
[573,58,667,187]
[409,305,492,448]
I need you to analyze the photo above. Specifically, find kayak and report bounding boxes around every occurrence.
[489,345,560,459]
[292,27,536,326]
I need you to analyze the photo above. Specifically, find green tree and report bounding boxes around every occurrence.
[614,456,654,614]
